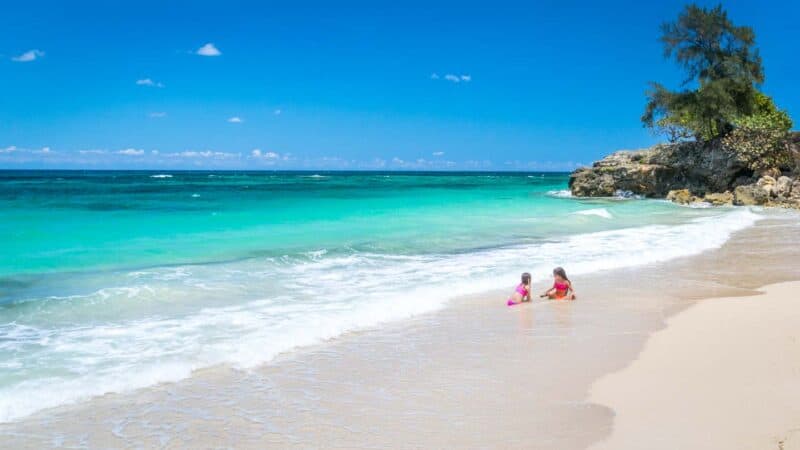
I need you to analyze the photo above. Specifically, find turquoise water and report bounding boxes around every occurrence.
[0,171,655,277]
[0,170,761,422]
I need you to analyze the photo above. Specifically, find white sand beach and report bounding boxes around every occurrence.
[590,281,800,450]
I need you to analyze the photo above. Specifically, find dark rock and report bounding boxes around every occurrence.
[569,140,749,198]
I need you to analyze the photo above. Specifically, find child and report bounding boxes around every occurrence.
[541,267,576,300]
[506,272,532,306]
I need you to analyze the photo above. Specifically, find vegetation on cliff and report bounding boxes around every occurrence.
[641,3,793,173]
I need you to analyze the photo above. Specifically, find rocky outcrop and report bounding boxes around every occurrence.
[569,137,800,209]
[664,189,735,207]
[703,191,734,206]
[733,184,769,206]
[732,176,800,208]
[569,140,751,198]
[666,189,694,205]
[776,176,793,199]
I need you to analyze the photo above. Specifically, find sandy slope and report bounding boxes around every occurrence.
[589,282,800,450]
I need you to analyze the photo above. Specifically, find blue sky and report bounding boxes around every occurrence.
[1,1,798,170]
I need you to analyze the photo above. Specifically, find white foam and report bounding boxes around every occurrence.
[0,208,761,423]
[149,174,172,179]
[613,189,644,200]
[572,208,613,219]
[305,249,328,259]
[547,189,573,198]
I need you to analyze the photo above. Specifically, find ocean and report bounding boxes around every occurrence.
[0,170,761,423]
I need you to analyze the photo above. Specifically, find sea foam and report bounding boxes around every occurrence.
[0,208,761,423]
[546,190,573,198]
[572,208,613,219]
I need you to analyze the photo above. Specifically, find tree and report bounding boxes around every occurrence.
[722,92,794,172]
[642,4,764,141]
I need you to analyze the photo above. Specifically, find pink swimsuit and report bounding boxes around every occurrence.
[553,281,569,299]
[507,284,529,306]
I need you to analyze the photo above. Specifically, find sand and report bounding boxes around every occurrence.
[589,281,800,450]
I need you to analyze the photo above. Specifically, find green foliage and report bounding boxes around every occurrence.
[751,91,793,130]
[642,4,764,141]
[722,93,794,171]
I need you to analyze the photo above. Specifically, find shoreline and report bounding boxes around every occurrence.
[588,281,800,450]
[0,214,799,447]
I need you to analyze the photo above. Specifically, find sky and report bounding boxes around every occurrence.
[1,1,798,171]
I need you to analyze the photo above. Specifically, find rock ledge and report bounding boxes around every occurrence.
[568,138,800,209]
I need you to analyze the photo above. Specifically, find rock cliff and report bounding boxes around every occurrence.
[568,133,800,209]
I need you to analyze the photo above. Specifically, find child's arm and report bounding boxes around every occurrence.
[524,284,531,302]
[568,281,577,299]
[540,286,554,298]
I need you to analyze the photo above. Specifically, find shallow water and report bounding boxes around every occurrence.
[1,216,797,449]
[0,170,770,423]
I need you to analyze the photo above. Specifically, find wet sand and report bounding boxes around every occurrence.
[1,213,799,448]
[589,281,800,450]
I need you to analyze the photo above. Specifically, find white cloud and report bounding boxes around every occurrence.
[362,158,386,169]
[504,159,584,171]
[430,73,440,79]
[385,155,467,170]
[227,116,243,123]
[434,73,471,83]
[151,150,159,155]
[136,78,164,88]
[172,150,236,158]
[432,151,445,156]
[79,149,107,155]
[273,109,282,115]
[12,49,44,62]
[36,147,51,154]
[196,43,221,56]
[117,148,145,156]
[149,112,167,118]
[251,149,280,160]
[464,159,492,168]
[0,146,16,153]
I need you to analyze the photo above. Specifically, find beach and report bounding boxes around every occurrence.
[590,281,800,450]
[3,0,799,447]
[0,172,798,448]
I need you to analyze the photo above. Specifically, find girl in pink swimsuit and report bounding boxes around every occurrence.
[506,272,532,306]
[541,267,576,300]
